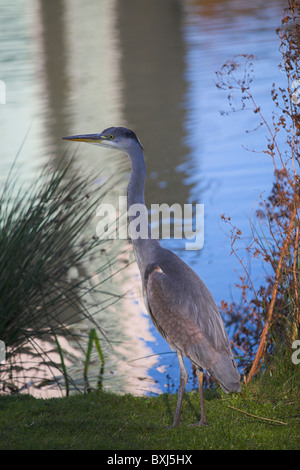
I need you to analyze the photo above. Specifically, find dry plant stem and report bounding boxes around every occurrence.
[246,204,298,384]
[293,226,299,309]
[292,226,300,342]
[227,405,287,425]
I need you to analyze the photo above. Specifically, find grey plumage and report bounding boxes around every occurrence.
[143,248,240,394]
[63,126,241,427]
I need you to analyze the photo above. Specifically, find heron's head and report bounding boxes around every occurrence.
[63,126,142,154]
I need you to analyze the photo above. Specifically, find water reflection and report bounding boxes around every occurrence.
[37,0,69,162]
[181,0,286,301]
[118,0,190,207]
[0,0,287,397]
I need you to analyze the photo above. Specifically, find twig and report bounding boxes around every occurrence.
[228,405,287,425]
[246,204,298,384]
[291,225,300,342]
[292,226,299,310]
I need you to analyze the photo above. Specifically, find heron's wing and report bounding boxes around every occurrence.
[144,263,238,382]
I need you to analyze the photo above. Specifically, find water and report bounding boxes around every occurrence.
[0,0,287,396]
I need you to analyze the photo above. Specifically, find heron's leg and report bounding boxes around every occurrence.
[172,351,188,427]
[196,368,207,426]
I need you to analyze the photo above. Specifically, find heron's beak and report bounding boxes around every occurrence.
[62,134,108,144]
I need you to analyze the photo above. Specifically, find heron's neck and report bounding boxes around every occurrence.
[127,146,160,275]
[127,146,146,207]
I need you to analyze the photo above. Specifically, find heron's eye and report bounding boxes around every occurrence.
[108,134,114,140]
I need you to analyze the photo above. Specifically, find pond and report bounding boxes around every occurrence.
[0,0,287,397]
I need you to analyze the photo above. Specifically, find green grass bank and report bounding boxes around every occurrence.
[0,373,298,450]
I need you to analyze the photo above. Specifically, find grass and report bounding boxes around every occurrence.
[0,374,298,450]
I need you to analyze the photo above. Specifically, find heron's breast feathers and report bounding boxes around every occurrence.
[144,265,230,368]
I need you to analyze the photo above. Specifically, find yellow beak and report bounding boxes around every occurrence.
[62,133,107,144]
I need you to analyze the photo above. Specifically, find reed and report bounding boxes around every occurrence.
[0,156,125,394]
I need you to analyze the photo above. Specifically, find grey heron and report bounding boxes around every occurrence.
[63,126,241,427]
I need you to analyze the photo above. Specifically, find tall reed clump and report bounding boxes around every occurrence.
[216,1,300,385]
[0,157,124,395]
